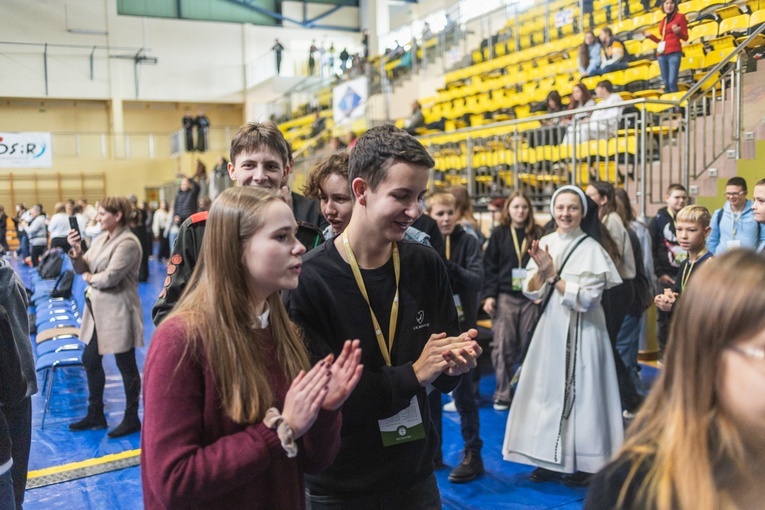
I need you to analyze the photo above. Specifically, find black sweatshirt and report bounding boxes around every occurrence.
[444,224,483,329]
[648,207,682,279]
[482,225,538,299]
[288,239,460,495]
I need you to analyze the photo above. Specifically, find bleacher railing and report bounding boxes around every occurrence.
[417,22,763,217]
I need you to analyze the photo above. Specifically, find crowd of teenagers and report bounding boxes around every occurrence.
[2,120,764,510]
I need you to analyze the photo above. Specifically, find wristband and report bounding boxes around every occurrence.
[264,408,298,458]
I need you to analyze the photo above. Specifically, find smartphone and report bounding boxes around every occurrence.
[68,216,81,237]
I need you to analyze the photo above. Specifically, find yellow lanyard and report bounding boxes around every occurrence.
[681,250,706,291]
[342,232,400,366]
[511,227,528,268]
[445,235,451,261]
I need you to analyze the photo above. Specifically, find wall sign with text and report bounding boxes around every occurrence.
[0,132,53,168]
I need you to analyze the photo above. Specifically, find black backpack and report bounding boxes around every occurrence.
[38,248,65,279]
[50,270,75,299]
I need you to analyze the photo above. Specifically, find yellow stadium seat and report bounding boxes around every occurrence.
[682,41,706,58]
[718,14,750,37]
[679,0,702,20]
[750,8,765,27]
[715,5,744,20]
[708,34,736,52]
[703,47,735,68]
[687,21,719,43]
[697,0,727,16]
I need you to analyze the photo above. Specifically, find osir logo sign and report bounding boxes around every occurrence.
[0,132,53,168]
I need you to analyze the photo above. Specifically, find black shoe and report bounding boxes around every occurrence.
[107,413,141,438]
[448,451,484,483]
[69,407,107,431]
[529,467,561,483]
[561,471,592,488]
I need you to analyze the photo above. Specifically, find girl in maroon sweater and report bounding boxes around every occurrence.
[141,187,362,510]
[644,0,688,93]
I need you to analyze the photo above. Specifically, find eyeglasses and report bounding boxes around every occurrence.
[725,191,745,197]
[727,344,765,361]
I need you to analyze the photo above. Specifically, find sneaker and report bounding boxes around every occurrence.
[493,399,511,411]
[529,467,560,483]
[448,451,484,483]
[443,400,457,412]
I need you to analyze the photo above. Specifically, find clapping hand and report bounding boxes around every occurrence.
[442,328,482,377]
[529,240,556,281]
[322,340,364,411]
[654,288,678,312]
[281,358,331,439]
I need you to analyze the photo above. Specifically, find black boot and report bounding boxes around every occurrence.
[448,451,484,483]
[107,410,141,438]
[69,406,107,431]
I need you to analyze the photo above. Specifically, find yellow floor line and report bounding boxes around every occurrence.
[27,449,141,479]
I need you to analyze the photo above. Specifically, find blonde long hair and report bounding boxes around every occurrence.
[615,250,765,509]
[171,187,310,424]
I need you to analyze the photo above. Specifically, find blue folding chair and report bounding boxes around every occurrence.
[36,350,85,429]
[36,336,85,357]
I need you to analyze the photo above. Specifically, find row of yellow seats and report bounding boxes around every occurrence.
[433,137,640,168]
[436,57,579,107]
[449,30,585,83]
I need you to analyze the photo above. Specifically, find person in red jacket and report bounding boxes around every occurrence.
[141,187,362,510]
[644,0,688,93]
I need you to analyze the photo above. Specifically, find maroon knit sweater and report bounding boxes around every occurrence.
[141,316,341,509]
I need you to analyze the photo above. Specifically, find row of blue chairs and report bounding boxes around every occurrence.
[27,256,88,428]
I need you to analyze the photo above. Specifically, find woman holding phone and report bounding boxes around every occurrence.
[67,196,144,438]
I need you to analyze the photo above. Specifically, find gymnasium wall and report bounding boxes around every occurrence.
[1,0,360,102]
[1,0,359,201]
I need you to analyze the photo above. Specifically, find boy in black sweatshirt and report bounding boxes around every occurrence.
[289,125,482,508]
[648,183,688,352]
[425,192,485,483]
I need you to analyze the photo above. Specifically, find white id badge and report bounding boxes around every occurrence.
[378,396,426,447]
[657,41,666,55]
[512,268,528,291]
[453,294,465,323]
[727,240,741,250]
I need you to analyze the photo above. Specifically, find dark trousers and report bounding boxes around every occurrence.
[452,373,482,454]
[30,245,46,267]
[306,472,441,509]
[601,283,643,412]
[82,329,140,416]
[0,230,9,253]
[157,229,170,261]
[50,237,70,252]
[4,397,31,509]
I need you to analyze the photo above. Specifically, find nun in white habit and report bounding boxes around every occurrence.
[502,186,624,486]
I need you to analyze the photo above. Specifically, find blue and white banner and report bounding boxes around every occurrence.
[0,132,53,168]
[333,77,368,125]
